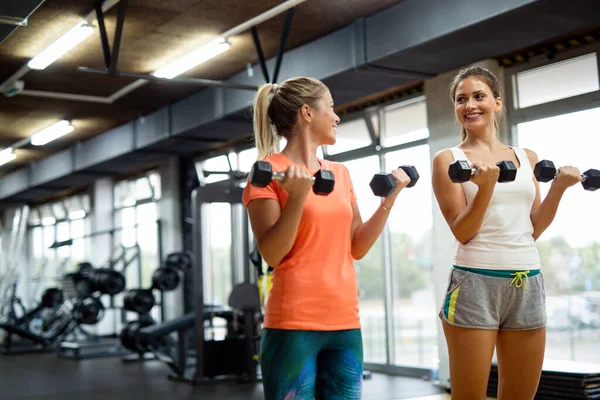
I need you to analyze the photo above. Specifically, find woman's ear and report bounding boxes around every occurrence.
[494,96,503,113]
[299,104,312,123]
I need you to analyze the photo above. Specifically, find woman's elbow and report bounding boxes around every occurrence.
[454,233,473,245]
[351,247,367,261]
[257,246,282,268]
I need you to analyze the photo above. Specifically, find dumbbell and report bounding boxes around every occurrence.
[534,160,600,191]
[123,289,156,314]
[369,166,419,197]
[448,160,517,183]
[151,266,180,291]
[72,296,105,325]
[249,161,335,195]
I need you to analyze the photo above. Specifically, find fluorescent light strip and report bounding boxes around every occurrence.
[31,120,75,146]
[28,21,95,70]
[152,38,231,79]
[0,148,16,166]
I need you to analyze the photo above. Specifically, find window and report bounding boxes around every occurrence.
[27,193,91,303]
[202,203,233,306]
[383,97,429,147]
[384,145,436,368]
[114,171,160,208]
[343,155,386,363]
[513,53,599,109]
[113,171,161,291]
[517,106,600,363]
[326,118,372,155]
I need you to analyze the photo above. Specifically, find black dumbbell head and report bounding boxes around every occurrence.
[313,169,335,195]
[123,289,156,313]
[399,165,419,188]
[152,267,180,291]
[250,161,273,188]
[534,160,556,183]
[448,160,472,183]
[497,160,517,183]
[370,174,396,197]
[73,296,105,325]
[41,288,64,308]
[582,169,600,191]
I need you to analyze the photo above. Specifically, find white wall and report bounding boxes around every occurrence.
[89,178,116,335]
[425,59,506,388]
[158,157,184,320]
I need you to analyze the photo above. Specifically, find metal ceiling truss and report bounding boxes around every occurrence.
[251,8,295,84]
[79,0,258,92]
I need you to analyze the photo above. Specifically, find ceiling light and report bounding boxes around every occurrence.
[28,21,95,70]
[0,148,16,166]
[152,38,231,79]
[31,120,75,146]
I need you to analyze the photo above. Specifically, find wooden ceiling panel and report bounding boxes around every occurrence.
[0,0,406,176]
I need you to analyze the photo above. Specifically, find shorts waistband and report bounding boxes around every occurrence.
[453,265,540,279]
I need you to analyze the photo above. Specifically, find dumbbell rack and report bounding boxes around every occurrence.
[57,270,130,360]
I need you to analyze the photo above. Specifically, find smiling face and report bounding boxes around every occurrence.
[454,76,502,134]
[298,88,340,146]
[310,89,340,146]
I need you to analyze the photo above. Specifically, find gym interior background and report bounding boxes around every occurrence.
[0,0,599,399]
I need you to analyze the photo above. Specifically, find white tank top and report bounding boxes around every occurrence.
[450,146,540,270]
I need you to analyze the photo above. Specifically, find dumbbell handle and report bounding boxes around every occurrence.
[554,168,588,181]
[271,172,316,184]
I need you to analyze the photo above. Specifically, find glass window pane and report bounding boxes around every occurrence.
[385,145,436,368]
[51,202,67,220]
[138,221,158,289]
[203,203,232,306]
[81,194,91,213]
[228,152,238,171]
[517,106,600,363]
[326,118,372,155]
[135,176,153,200]
[31,227,44,280]
[238,148,258,173]
[114,180,135,208]
[136,202,157,225]
[29,208,41,225]
[115,207,137,248]
[71,218,86,271]
[40,204,54,225]
[149,172,161,200]
[55,221,70,272]
[116,207,136,228]
[343,155,385,363]
[383,98,429,147]
[203,155,230,172]
[515,53,599,109]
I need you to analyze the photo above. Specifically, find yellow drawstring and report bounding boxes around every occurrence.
[510,271,530,290]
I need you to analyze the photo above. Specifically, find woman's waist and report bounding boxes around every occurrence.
[455,241,540,270]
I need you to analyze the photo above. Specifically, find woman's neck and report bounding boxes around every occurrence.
[280,130,321,171]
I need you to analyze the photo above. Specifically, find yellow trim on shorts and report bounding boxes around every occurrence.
[448,286,461,323]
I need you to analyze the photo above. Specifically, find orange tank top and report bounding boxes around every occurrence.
[242,153,360,331]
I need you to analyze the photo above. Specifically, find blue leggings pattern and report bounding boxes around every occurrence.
[260,328,363,400]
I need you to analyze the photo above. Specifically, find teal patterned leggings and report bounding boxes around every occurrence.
[260,328,363,400]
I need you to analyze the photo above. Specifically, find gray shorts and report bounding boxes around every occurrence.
[439,266,547,330]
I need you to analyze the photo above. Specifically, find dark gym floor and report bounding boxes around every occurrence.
[0,352,444,400]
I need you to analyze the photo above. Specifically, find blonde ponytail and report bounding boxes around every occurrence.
[253,77,328,159]
[254,84,277,160]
